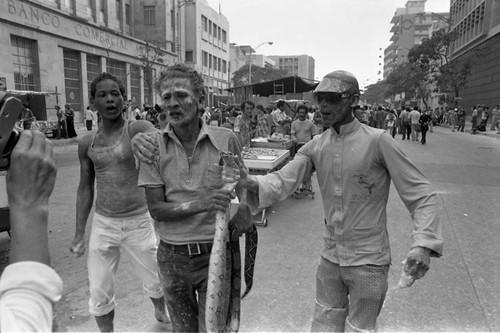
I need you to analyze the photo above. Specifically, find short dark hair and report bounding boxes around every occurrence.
[296,103,308,113]
[155,64,205,101]
[240,100,255,110]
[90,72,126,99]
[277,100,286,109]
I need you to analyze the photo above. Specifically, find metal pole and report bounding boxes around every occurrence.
[249,51,252,85]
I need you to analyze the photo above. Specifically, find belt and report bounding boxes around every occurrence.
[161,241,229,256]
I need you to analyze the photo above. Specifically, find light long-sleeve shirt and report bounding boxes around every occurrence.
[246,119,443,266]
[0,261,63,332]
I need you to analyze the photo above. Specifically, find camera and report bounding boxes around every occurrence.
[0,93,22,171]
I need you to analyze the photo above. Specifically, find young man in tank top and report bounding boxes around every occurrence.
[69,73,169,332]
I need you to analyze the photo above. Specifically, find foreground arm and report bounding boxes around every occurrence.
[70,136,95,257]
[1,130,62,332]
[130,120,160,165]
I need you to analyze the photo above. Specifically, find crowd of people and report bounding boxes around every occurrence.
[1,66,447,333]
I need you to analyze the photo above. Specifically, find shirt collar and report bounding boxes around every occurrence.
[163,119,223,150]
[330,119,361,136]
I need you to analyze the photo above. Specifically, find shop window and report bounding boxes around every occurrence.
[11,35,40,91]
[87,54,101,96]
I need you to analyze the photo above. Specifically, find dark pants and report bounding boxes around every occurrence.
[457,118,465,132]
[157,241,231,333]
[86,120,93,131]
[421,125,429,144]
[401,123,411,140]
[57,120,68,139]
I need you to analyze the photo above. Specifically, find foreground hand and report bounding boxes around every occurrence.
[70,237,86,257]
[131,132,159,165]
[202,190,232,212]
[404,247,431,279]
[7,130,56,209]
[230,205,254,236]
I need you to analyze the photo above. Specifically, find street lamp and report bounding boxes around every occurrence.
[248,41,273,85]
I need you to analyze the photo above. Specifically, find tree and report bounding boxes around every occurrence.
[363,80,389,106]
[407,29,483,99]
[136,40,171,105]
[232,65,288,86]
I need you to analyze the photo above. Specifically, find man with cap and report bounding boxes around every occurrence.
[236,70,443,332]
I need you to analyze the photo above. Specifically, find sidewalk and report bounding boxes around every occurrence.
[438,119,500,139]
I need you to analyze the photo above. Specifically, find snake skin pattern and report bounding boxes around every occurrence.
[205,152,258,333]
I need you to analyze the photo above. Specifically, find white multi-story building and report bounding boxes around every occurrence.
[1,0,178,122]
[229,43,276,85]
[267,55,315,81]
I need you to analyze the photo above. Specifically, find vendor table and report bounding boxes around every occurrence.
[243,148,290,227]
[250,138,293,150]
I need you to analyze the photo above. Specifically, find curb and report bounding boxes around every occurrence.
[438,124,500,139]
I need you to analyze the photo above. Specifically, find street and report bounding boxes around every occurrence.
[1,124,499,332]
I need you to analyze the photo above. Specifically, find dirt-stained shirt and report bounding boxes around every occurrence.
[246,119,443,266]
[87,122,148,217]
[138,121,242,244]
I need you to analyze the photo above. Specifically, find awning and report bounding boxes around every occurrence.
[6,90,59,96]
[227,76,319,97]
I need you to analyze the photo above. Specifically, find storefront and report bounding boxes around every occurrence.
[0,0,176,123]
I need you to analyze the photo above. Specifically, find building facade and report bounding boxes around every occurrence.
[1,0,178,122]
[268,55,315,81]
[448,0,500,110]
[229,43,276,85]
[181,0,229,106]
[384,0,449,78]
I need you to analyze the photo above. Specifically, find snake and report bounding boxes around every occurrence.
[206,152,258,333]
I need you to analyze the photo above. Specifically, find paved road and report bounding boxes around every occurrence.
[0,124,499,332]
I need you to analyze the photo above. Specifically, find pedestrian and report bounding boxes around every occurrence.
[479,106,489,131]
[237,70,443,332]
[85,106,95,131]
[490,105,499,131]
[291,103,316,190]
[353,105,368,125]
[409,107,421,141]
[312,105,324,134]
[1,130,62,332]
[69,72,169,332]
[234,100,255,147]
[451,108,458,132]
[55,104,68,139]
[271,100,292,135]
[254,104,271,137]
[384,109,397,138]
[375,106,387,129]
[456,107,466,132]
[64,104,77,138]
[471,107,479,134]
[419,109,432,145]
[20,103,35,130]
[132,63,253,332]
[399,107,411,140]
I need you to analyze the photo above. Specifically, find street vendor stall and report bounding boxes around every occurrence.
[242,147,290,227]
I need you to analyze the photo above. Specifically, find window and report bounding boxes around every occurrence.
[202,15,208,32]
[218,58,221,72]
[64,0,75,11]
[218,27,221,40]
[212,23,217,37]
[209,54,212,69]
[99,0,107,24]
[222,60,227,73]
[144,5,155,25]
[116,0,122,20]
[202,51,208,67]
[11,35,40,91]
[130,65,141,106]
[106,59,127,91]
[185,50,194,62]
[87,54,101,96]
[87,0,96,21]
[208,20,212,35]
[222,30,227,43]
[125,4,130,24]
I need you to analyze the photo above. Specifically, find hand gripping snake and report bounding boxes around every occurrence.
[206,152,258,333]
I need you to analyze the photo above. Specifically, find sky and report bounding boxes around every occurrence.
[206,0,450,89]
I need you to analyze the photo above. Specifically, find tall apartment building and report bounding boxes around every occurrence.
[268,55,315,81]
[179,0,229,106]
[448,0,500,109]
[1,0,178,122]
[384,0,449,78]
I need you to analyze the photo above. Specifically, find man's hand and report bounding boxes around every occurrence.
[235,156,259,192]
[70,237,86,257]
[200,190,233,212]
[7,130,56,209]
[131,132,159,165]
[404,246,431,279]
[230,205,254,236]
